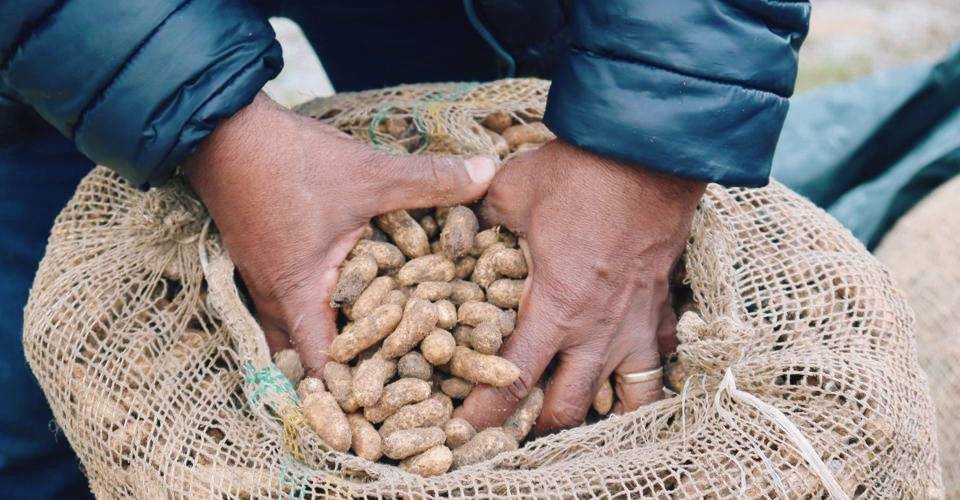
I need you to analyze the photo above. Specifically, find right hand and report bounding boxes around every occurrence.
[455,140,702,434]
[184,93,496,376]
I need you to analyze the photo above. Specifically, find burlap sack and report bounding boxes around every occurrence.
[24,79,941,498]
[875,175,960,498]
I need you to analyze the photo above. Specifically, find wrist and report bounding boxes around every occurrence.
[184,92,281,200]
[553,139,706,214]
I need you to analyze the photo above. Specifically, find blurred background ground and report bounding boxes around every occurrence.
[263,1,960,107]
[797,0,959,91]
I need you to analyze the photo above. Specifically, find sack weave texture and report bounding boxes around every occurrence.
[876,175,960,498]
[23,79,940,499]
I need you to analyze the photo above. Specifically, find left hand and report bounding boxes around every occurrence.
[455,140,704,434]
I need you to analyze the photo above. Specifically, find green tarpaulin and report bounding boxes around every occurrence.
[773,44,960,249]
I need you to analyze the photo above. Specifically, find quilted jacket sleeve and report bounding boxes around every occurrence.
[0,0,282,188]
[543,0,811,187]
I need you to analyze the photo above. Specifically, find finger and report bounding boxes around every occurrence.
[454,284,559,430]
[612,336,664,414]
[376,154,496,212]
[259,317,292,354]
[656,299,679,355]
[534,345,605,435]
[477,152,538,231]
[282,267,342,378]
[285,304,338,379]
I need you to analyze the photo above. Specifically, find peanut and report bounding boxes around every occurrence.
[439,206,479,260]
[449,280,485,305]
[331,255,378,306]
[419,215,439,239]
[296,377,325,399]
[397,351,433,381]
[443,417,476,448]
[430,391,455,421]
[434,299,458,329]
[273,349,304,385]
[501,122,555,151]
[349,276,396,320]
[452,427,518,469]
[421,329,456,365]
[469,321,502,355]
[347,413,383,461]
[351,355,396,407]
[381,289,408,308]
[440,377,474,399]
[449,346,520,387]
[383,427,446,460]
[472,243,506,287]
[592,379,614,415]
[350,240,405,272]
[458,301,511,334]
[504,387,543,442]
[379,398,448,437]
[400,445,453,477]
[329,304,403,363]
[375,210,430,258]
[322,362,359,413]
[381,298,438,359]
[363,378,432,423]
[302,392,351,452]
[486,279,523,309]
[397,254,456,287]
[493,248,527,278]
[482,111,513,133]
[412,281,452,301]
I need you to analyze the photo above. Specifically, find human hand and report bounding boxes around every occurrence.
[184,93,495,376]
[456,140,704,434]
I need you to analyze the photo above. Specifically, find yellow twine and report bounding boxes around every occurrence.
[423,103,448,140]
[278,404,307,463]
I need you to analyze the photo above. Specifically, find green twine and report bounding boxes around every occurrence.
[279,455,309,500]
[367,82,481,154]
[241,361,299,410]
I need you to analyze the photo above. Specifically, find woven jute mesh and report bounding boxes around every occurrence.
[876,175,960,498]
[24,79,941,498]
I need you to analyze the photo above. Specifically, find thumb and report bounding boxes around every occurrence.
[255,270,340,379]
[454,281,558,430]
[376,154,496,213]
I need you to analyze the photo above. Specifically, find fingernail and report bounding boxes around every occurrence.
[464,156,496,184]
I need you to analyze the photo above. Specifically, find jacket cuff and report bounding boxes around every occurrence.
[543,50,789,187]
[1,0,282,188]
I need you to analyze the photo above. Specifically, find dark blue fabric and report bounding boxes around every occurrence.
[773,45,960,248]
[0,0,282,188]
[543,0,810,186]
[1,0,808,188]
[281,1,500,92]
[0,134,93,500]
[0,4,809,494]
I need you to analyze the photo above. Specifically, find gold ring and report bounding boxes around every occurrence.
[616,367,663,385]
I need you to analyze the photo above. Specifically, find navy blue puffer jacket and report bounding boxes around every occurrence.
[0,0,809,188]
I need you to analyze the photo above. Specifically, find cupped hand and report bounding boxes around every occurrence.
[184,93,495,376]
[455,140,704,434]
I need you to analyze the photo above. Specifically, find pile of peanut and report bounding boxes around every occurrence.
[269,115,623,476]
[272,204,545,477]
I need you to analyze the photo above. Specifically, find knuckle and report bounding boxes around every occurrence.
[497,371,536,406]
[268,261,315,303]
[349,146,389,187]
[545,399,588,429]
[426,156,457,185]
[535,267,627,333]
[534,277,596,331]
